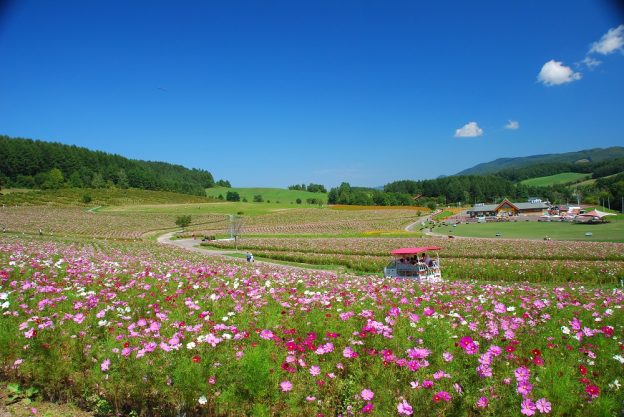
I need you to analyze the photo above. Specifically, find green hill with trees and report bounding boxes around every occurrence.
[457,147,624,176]
[0,135,225,196]
[205,187,327,205]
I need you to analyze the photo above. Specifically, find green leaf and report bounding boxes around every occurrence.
[7,383,21,394]
[25,386,39,397]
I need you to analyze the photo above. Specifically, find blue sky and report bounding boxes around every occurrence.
[1,1,623,187]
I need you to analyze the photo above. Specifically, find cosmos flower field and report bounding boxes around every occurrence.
[202,237,624,284]
[1,236,622,416]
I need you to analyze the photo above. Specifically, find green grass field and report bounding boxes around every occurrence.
[520,172,590,187]
[205,187,327,204]
[437,216,624,242]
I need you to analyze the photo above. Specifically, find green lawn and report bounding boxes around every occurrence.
[205,187,327,204]
[438,217,624,242]
[520,172,590,187]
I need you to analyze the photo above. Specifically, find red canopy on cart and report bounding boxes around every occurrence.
[391,246,442,256]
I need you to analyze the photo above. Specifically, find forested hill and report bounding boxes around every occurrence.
[0,135,219,196]
[457,147,624,176]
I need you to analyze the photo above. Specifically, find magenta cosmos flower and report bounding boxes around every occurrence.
[521,398,536,416]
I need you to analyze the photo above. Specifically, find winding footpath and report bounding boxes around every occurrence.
[157,231,327,272]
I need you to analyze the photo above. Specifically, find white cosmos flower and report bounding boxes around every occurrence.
[186,342,196,350]
[561,326,570,335]
[198,395,207,405]
[609,379,621,391]
[613,355,624,364]
[0,293,8,300]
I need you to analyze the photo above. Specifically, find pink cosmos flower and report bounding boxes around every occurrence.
[361,388,374,401]
[521,398,536,416]
[442,352,453,362]
[515,366,530,381]
[260,329,274,340]
[476,396,489,408]
[343,346,358,358]
[100,358,110,372]
[397,399,413,415]
[517,381,533,396]
[535,398,551,413]
[407,347,431,359]
[280,381,292,392]
[310,365,321,376]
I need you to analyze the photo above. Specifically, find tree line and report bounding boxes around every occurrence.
[0,135,225,196]
[287,183,327,193]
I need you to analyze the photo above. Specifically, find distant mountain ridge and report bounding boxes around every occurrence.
[456,147,624,176]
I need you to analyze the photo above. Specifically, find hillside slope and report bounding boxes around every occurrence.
[0,135,221,196]
[457,147,624,175]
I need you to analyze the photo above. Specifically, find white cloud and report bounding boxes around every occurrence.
[590,24,624,55]
[454,122,483,138]
[581,56,602,69]
[505,120,519,130]
[537,60,582,86]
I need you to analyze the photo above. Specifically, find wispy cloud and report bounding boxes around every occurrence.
[589,24,624,55]
[504,120,519,130]
[580,56,602,69]
[454,122,483,138]
[537,60,581,86]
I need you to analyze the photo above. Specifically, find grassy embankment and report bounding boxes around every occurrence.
[520,172,590,187]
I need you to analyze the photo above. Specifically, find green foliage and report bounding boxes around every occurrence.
[7,383,39,405]
[288,183,327,193]
[253,194,264,202]
[296,198,302,204]
[226,191,241,202]
[207,187,327,205]
[0,135,219,196]
[81,194,92,204]
[175,215,192,229]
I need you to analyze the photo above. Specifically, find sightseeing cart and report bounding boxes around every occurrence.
[383,246,442,281]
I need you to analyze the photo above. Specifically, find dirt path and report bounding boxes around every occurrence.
[404,210,442,232]
[157,232,329,272]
